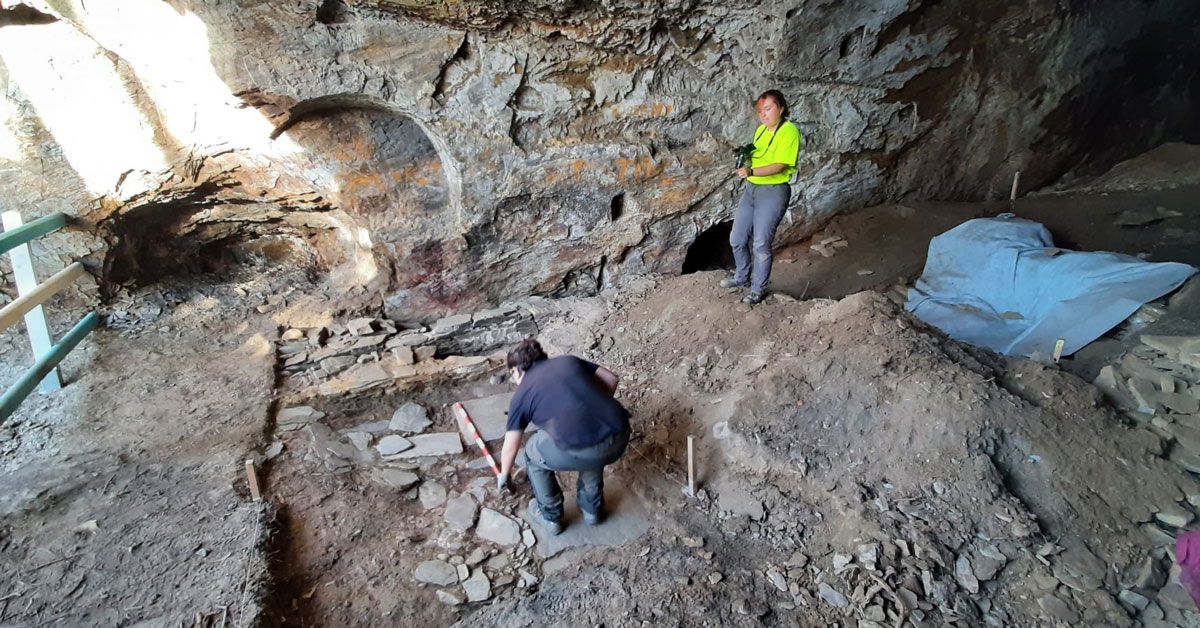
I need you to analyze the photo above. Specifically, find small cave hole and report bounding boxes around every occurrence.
[316,0,348,24]
[610,192,625,222]
[681,220,735,274]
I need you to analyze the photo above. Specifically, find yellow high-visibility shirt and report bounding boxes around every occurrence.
[748,121,802,185]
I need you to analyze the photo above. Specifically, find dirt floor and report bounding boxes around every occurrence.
[2,146,1200,627]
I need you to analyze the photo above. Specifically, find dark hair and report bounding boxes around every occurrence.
[756,90,788,118]
[507,338,548,372]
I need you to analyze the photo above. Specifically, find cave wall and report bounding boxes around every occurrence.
[1,0,1197,319]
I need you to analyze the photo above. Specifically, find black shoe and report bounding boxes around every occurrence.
[742,292,765,305]
[582,510,603,526]
[528,499,563,535]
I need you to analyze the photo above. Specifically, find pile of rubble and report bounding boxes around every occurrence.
[275,396,544,607]
[274,305,536,397]
[1095,333,1200,527]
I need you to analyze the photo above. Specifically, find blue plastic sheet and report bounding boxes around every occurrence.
[906,214,1197,357]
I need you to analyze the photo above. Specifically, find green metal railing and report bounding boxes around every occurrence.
[0,212,97,423]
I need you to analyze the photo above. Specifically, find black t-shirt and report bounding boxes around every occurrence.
[506,356,631,449]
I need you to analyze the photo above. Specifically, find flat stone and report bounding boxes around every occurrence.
[279,405,324,426]
[391,345,415,366]
[522,529,536,548]
[955,554,980,593]
[414,345,437,362]
[384,432,464,459]
[1168,445,1200,473]
[319,355,356,375]
[375,435,414,456]
[1141,522,1178,547]
[306,423,358,467]
[462,570,491,602]
[415,560,458,586]
[345,419,391,434]
[1038,594,1079,624]
[322,362,392,394]
[473,307,515,326]
[1052,546,1106,592]
[1141,335,1197,358]
[1129,377,1161,414]
[717,486,764,521]
[1118,589,1150,612]
[458,392,517,441]
[389,402,432,433]
[444,493,478,532]
[386,331,430,348]
[766,568,788,592]
[345,432,372,451]
[370,468,419,490]
[347,317,375,336]
[785,552,808,568]
[476,508,522,546]
[817,582,849,608]
[435,590,462,606]
[456,564,470,582]
[856,543,878,568]
[1155,503,1193,528]
[433,313,473,334]
[486,553,510,571]
[264,441,284,460]
[1163,393,1200,415]
[419,482,448,509]
[518,569,538,588]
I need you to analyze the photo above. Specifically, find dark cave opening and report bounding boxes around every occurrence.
[610,192,625,222]
[681,220,735,274]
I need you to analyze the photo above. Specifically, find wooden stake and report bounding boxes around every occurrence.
[1010,171,1021,201]
[686,436,695,497]
[1053,338,1065,363]
[244,459,262,502]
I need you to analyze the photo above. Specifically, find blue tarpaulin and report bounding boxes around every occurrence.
[906,214,1197,358]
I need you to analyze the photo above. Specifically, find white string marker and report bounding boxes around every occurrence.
[1010,171,1021,201]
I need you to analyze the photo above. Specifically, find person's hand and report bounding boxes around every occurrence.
[736,167,752,178]
[496,472,509,492]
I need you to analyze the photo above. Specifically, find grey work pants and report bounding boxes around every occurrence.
[523,428,630,522]
[730,182,791,294]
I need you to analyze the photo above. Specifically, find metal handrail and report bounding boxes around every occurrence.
[0,211,97,423]
[0,212,66,257]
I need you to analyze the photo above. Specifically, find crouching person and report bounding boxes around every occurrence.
[497,338,631,535]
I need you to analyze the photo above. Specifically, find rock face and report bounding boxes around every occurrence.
[2,0,1198,318]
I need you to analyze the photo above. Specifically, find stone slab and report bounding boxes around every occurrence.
[444,493,478,532]
[458,392,517,442]
[384,432,464,459]
[415,560,457,586]
[390,401,432,433]
[370,468,420,490]
[376,435,414,456]
[476,508,521,546]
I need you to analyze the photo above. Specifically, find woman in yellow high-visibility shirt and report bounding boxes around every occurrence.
[720,90,802,305]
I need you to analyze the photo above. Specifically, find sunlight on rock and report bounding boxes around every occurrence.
[0,21,166,195]
[68,0,301,157]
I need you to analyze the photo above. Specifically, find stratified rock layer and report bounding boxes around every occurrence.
[1,0,1197,318]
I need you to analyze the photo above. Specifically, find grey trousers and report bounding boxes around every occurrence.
[730,182,790,294]
[523,428,630,522]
